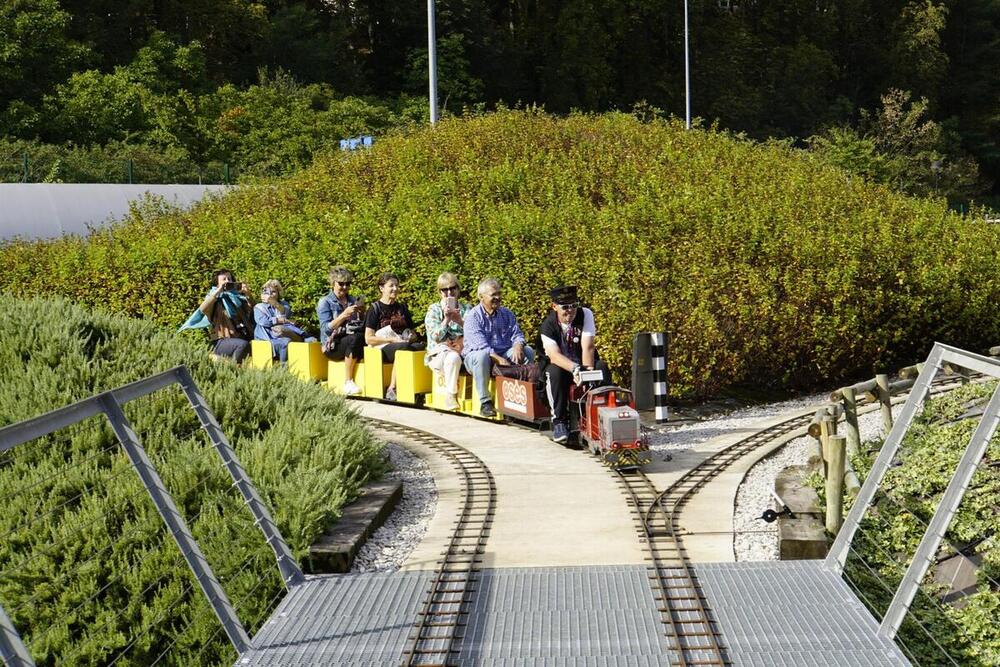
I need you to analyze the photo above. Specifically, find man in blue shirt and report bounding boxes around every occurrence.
[463,277,535,417]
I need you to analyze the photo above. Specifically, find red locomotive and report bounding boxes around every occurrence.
[495,375,650,470]
[576,385,651,469]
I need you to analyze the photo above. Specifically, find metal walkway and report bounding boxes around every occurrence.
[235,562,908,666]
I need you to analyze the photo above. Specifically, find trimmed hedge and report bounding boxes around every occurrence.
[0,296,385,665]
[4,110,1000,396]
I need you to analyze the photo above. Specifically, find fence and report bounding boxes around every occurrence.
[0,366,302,665]
[2,150,233,185]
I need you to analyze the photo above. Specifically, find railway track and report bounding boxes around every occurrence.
[366,419,496,667]
[618,468,729,665]
[614,406,818,666]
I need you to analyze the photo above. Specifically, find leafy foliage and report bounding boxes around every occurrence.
[0,295,386,664]
[845,381,1000,664]
[5,111,1000,398]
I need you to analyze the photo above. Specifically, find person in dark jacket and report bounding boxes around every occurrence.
[538,285,610,443]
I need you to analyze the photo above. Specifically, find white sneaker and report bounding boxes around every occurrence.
[343,380,362,396]
[443,394,460,411]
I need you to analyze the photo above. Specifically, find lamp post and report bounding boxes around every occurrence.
[427,0,438,125]
[684,0,691,129]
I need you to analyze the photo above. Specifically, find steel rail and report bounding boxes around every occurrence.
[366,419,496,667]
[617,468,728,666]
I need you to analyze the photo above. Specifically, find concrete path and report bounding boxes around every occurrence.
[354,401,647,569]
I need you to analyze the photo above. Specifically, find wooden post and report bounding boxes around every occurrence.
[841,386,860,458]
[819,416,836,478]
[826,434,847,534]
[875,373,892,434]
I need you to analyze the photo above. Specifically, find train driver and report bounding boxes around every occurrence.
[539,285,611,444]
[462,277,535,418]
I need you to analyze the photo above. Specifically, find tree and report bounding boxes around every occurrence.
[809,88,982,200]
[0,0,90,134]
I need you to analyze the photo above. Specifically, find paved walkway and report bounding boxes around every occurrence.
[356,401,646,569]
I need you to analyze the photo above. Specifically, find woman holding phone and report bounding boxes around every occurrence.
[318,266,366,395]
[423,272,471,410]
[195,268,255,363]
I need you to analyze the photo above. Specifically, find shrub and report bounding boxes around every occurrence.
[4,110,1000,396]
[0,295,386,665]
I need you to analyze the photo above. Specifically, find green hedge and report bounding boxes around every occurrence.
[845,382,1000,665]
[0,296,385,665]
[4,110,1000,396]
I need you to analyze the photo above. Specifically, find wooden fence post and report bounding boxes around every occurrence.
[841,386,860,457]
[826,434,846,534]
[875,373,892,434]
[820,415,836,477]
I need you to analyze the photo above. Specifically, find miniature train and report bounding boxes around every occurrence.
[249,340,650,470]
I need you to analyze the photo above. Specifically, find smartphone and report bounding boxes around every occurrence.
[222,281,237,292]
[445,296,457,310]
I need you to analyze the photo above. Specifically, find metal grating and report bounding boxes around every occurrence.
[236,566,674,666]
[236,572,434,666]
[456,566,672,664]
[693,561,909,666]
[237,563,913,665]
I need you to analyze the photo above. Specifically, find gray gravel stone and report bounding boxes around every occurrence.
[350,442,437,572]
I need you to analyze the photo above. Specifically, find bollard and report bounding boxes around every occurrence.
[825,434,846,534]
[841,386,860,457]
[650,332,669,423]
[875,373,892,434]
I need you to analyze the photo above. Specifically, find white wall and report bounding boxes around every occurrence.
[0,184,229,241]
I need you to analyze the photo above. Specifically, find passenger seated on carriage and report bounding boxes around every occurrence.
[538,285,610,444]
[318,266,366,395]
[462,277,535,418]
[364,273,424,401]
[424,272,471,411]
[179,268,256,364]
[254,279,317,364]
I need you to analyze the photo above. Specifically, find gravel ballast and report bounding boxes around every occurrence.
[733,403,904,560]
[350,442,437,573]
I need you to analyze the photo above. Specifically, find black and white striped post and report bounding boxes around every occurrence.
[651,332,669,423]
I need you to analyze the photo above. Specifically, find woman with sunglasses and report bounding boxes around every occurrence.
[423,272,471,410]
[538,285,610,444]
[318,266,366,395]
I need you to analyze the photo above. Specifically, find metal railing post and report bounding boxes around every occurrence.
[0,602,34,666]
[97,393,251,655]
[175,366,304,589]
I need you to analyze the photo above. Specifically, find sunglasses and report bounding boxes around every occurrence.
[336,281,352,287]
[439,285,459,293]
[557,302,580,311]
